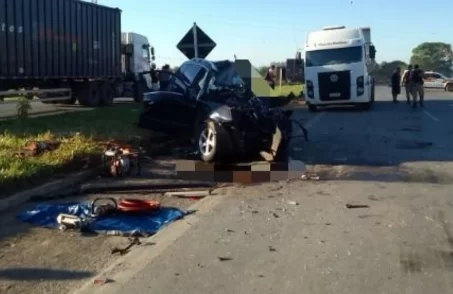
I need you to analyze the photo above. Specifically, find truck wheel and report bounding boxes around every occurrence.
[197,120,229,162]
[308,103,317,112]
[446,83,453,92]
[99,83,114,106]
[78,82,101,106]
[134,81,146,103]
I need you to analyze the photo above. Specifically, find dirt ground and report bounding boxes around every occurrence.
[0,190,199,294]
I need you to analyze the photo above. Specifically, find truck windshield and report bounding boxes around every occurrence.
[305,46,363,67]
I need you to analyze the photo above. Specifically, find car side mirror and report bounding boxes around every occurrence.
[369,45,376,59]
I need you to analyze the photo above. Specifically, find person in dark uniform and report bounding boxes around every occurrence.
[159,64,172,90]
[391,66,401,103]
[410,64,425,108]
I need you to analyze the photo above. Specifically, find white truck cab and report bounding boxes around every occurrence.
[302,26,377,111]
[120,32,156,100]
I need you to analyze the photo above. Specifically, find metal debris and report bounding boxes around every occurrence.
[111,237,141,255]
[268,246,277,252]
[301,174,320,181]
[218,256,233,261]
[287,201,299,206]
[345,204,370,209]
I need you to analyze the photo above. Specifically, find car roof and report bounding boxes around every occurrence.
[180,58,233,72]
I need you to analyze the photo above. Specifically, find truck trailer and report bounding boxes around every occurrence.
[300,25,377,111]
[0,0,154,106]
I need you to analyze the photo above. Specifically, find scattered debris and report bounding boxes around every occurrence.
[268,246,277,252]
[218,256,233,262]
[270,185,283,191]
[325,222,331,226]
[102,141,142,177]
[111,237,142,255]
[252,210,259,214]
[287,201,299,206]
[225,229,235,233]
[301,174,320,181]
[197,263,204,268]
[164,190,211,198]
[14,140,60,158]
[93,278,114,285]
[174,273,180,276]
[345,204,370,209]
[272,212,280,218]
[258,274,265,278]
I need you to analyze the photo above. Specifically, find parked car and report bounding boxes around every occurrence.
[137,58,295,162]
[423,71,453,92]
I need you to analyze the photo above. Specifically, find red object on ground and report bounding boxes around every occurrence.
[117,199,160,212]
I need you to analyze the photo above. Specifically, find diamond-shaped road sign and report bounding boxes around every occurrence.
[177,23,216,60]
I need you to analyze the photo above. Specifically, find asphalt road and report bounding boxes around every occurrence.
[73,86,453,294]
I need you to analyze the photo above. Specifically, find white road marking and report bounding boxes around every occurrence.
[423,110,440,122]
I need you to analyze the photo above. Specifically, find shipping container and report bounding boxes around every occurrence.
[0,0,122,79]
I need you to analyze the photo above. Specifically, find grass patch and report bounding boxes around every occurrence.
[0,103,143,197]
[272,84,304,97]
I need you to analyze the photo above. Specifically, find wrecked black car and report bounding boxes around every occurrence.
[138,59,300,162]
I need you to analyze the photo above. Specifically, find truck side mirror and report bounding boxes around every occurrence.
[296,52,302,64]
[150,46,155,59]
[369,45,376,59]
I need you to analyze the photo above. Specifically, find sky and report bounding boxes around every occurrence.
[94,0,452,67]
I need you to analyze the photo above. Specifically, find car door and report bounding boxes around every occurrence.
[423,73,434,88]
[431,73,444,88]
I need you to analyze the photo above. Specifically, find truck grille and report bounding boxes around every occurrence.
[318,71,351,101]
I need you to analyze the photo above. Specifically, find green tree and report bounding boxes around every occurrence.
[410,42,453,76]
[373,60,407,84]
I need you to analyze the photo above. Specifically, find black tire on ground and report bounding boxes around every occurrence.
[308,103,317,112]
[99,83,115,106]
[446,83,453,92]
[197,120,229,162]
[134,81,146,103]
[78,82,101,107]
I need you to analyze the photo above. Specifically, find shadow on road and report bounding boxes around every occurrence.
[0,268,94,281]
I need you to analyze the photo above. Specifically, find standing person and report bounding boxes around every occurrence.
[391,67,401,103]
[410,64,425,108]
[401,64,413,104]
[264,64,276,90]
[159,64,172,90]
[150,64,159,91]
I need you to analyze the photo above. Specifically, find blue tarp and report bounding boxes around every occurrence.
[17,202,186,235]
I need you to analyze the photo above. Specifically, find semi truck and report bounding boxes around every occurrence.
[299,25,377,111]
[0,0,154,106]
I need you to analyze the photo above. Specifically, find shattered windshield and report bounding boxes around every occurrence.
[212,62,246,88]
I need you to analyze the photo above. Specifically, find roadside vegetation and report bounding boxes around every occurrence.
[0,103,143,196]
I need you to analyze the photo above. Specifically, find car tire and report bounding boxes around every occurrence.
[446,83,453,92]
[198,120,228,162]
[308,103,317,112]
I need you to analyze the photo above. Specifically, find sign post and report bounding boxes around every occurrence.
[193,23,198,58]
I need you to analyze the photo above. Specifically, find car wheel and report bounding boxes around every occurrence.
[198,120,228,162]
[446,83,453,92]
[308,103,317,112]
